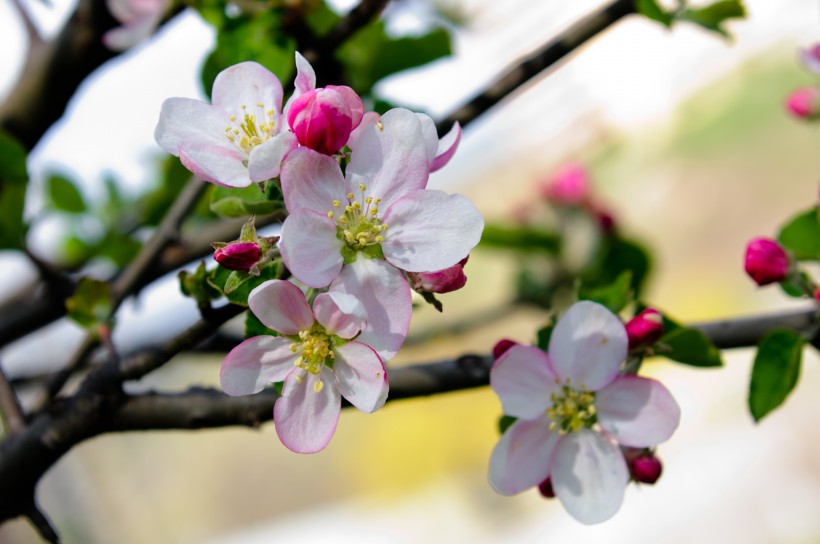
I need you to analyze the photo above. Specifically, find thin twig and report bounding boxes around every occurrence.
[8,0,42,43]
[0,363,25,435]
[24,503,60,544]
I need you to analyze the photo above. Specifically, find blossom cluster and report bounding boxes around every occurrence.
[155,54,484,453]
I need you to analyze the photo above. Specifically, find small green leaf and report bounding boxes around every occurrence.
[245,310,278,339]
[635,0,673,26]
[536,321,555,351]
[66,278,112,329]
[209,183,283,218]
[0,130,29,249]
[679,0,746,37]
[498,415,517,434]
[579,271,633,314]
[179,262,222,304]
[479,224,561,253]
[46,174,87,213]
[224,270,252,294]
[778,207,820,261]
[210,260,282,307]
[658,327,723,367]
[749,329,803,422]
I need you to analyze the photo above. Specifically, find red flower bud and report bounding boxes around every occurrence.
[492,338,518,361]
[408,257,469,294]
[213,242,262,271]
[538,477,556,498]
[630,452,663,484]
[287,86,364,155]
[744,237,790,286]
[786,87,820,120]
[626,308,664,350]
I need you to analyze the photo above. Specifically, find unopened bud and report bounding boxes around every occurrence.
[744,237,790,286]
[538,477,556,498]
[287,86,364,154]
[213,242,262,271]
[540,163,590,205]
[626,308,664,350]
[492,339,518,361]
[785,87,820,120]
[630,452,663,484]
[408,257,469,294]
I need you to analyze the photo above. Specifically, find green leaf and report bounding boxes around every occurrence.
[536,321,555,351]
[0,130,29,249]
[498,415,517,434]
[749,329,803,422]
[224,270,252,295]
[66,278,112,329]
[304,1,341,35]
[338,21,452,94]
[658,326,723,367]
[778,207,820,261]
[209,260,282,306]
[579,271,633,314]
[179,262,222,304]
[209,183,283,218]
[245,310,278,339]
[679,0,746,37]
[635,0,673,26]
[589,236,652,299]
[46,174,86,213]
[479,223,561,253]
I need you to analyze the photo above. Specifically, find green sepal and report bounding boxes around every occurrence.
[748,329,803,422]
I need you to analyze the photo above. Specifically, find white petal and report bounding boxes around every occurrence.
[345,108,430,210]
[248,131,297,182]
[220,336,298,396]
[329,258,411,361]
[313,291,367,339]
[248,279,314,335]
[154,97,232,155]
[333,342,388,413]
[281,147,347,215]
[212,62,283,120]
[274,368,340,453]
[381,190,484,272]
[279,210,345,288]
[551,429,629,525]
[489,419,560,495]
[596,376,681,447]
[414,112,439,163]
[490,345,559,420]
[179,142,251,188]
[548,301,628,391]
[430,122,461,172]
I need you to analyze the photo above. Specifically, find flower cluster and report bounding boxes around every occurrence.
[489,301,680,524]
[786,44,820,120]
[156,54,483,452]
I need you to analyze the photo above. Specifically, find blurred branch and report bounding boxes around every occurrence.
[8,0,42,43]
[0,363,25,435]
[437,0,636,132]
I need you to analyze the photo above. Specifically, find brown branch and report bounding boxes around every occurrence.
[0,363,25,435]
[437,0,636,133]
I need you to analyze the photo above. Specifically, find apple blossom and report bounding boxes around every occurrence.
[279,108,483,358]
[220,280,388,454]
[155,62,297,188]
[103,0,167,51]
[488,301,680,524]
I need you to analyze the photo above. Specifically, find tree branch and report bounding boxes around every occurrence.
[437,0,636,133]
[0,363,25,435]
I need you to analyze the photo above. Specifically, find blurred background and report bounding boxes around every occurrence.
[2,0,820,542]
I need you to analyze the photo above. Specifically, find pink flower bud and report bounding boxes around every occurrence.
[538,477,556,498]
[626,308,664,350]
[213,242,262,271]
[287,86,364,155]
[408,257,469,294]
[744,237,790,286]
[539,163,590,205]
[785,88,820,119]
[630,452,663,484]
[492,338,518,361]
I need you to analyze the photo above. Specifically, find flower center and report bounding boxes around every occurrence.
[546,382,597,435]
[224,103,277,155]
[327,184,389,251]
[290,326,335,393]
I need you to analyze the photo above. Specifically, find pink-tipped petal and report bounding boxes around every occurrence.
[248,131,298,182]
[430,122,461,172]
[345,108,430,210]
[275,368,341,454]
[490,345,559,420]
[489,418,560,495]
[329,258,411,361]
[313,291,367,339]
[220,336,298,396]
[212,62,283,118]
[179,142,252,188]
[381,189,484,273]
[327,85,364,128]
[347,111,381,150]
[548,301,628,391]
[550,429,629,525]
[293,51,317,95]
[596,376,681,448]
[248,280,314,335]
[333,341,388,413]
[281,147,347,215]
[414,113,440,164]
[155,97,232,155]
[280,210,345,288]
